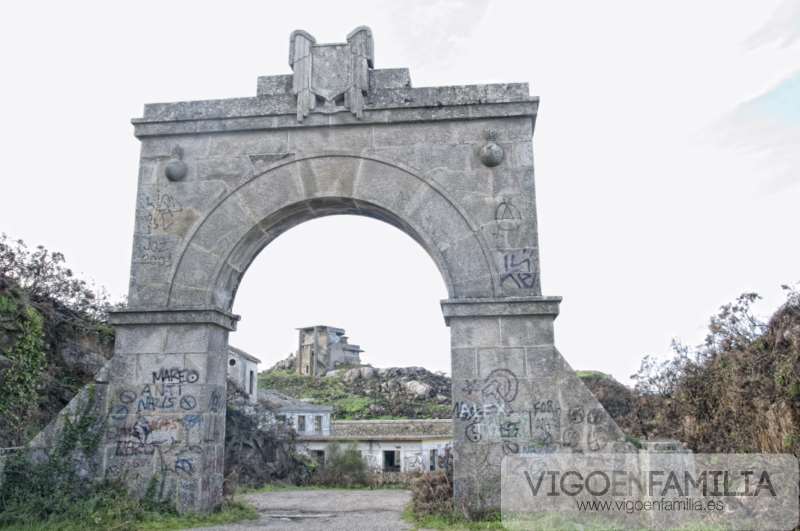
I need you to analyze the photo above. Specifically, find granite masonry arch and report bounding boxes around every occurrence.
[165,153,497,311]
[64,27,630,513]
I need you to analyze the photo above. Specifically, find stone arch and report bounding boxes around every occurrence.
[166,153,497,310]
[96,29,630,516]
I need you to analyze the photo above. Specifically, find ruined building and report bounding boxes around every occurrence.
[296,325,363,376]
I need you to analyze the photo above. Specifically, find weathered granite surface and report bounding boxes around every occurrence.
[39,26,627,514]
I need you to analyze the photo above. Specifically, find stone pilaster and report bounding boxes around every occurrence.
[104,308,237,512]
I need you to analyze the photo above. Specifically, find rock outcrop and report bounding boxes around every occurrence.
[224,381,311,488]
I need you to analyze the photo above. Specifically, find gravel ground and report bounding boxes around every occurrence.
[190,489,415,530]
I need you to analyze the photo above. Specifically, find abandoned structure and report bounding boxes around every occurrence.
[297,419,452,473]
[29,26,628,513]
[227,346,260,402]
[261,388,334,436]
[295,325,363,376]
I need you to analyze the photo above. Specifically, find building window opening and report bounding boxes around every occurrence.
[311,450,325,465]
[249,370,254,395]
[314,415,322,433]
[383,449,401,472]
[297,415,306,432]
[429,449,437,471]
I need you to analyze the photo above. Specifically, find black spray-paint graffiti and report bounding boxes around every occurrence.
[113,384,197,415]
[152,368,199,385]
[460,369,522,453]
[499,248,537,290]
[209,389,222,413]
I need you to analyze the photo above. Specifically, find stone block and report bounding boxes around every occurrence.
[476,347,525,379]
[194,156,252,187]
[288,126,372,152]
[297,156,360,198]
[451,347,477,378]
[441,235,494,285]
[114,326,167,355]
[235,164,306,224]
[525,345,565,376]
[206,130,289,158]
[499,315,554,347]
[450,317,501,348]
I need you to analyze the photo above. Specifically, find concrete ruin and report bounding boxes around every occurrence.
[26,27,629,513]
[296,325,363,376]
[226,346,260,402]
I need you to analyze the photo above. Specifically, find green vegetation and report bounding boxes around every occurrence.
[0,383,257,530]
[403,505,505,530]
[0,499,258,531]
[0,235,117,447]
[261,370,363,415]
[260,369,450,420]
[629,288,800,454]
[0,290,46,440]
[312,441,368,487]
[575,370,612,380]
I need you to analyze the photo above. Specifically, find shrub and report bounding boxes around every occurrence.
[311,442,368,487]
[410,471,453,516]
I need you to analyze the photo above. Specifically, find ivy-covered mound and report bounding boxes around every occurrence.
[0,235,115,447]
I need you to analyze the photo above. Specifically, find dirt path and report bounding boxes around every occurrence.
[191,489,414,530]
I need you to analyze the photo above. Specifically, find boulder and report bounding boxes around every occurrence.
[403,380,433,399]
[342,367,362,383]
[359,366,377,379]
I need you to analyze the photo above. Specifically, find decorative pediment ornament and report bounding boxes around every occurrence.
[289,26,374,122]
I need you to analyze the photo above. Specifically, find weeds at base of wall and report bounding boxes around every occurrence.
[402,504,505,530]
[0,384,257,530]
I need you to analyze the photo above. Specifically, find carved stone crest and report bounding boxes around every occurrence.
[289,26,374,122]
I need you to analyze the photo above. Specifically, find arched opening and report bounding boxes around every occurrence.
[230,214,451,373]
[163,154,497,312]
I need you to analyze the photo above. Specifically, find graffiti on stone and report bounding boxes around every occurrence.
[404,453,424,472]
[586,407,606,425]
[587,427,609,452]
[209,389,222,413]
[152,368,199,385]
[133,235,172,266]
[138,191,183,234]
[568,405,585,424]
[480,369,518,406]
[499,248,537,290]
[562,427,580,447]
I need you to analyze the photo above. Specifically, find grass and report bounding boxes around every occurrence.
[0,500,258,531]
[402,506,505,530]
[575,370,612,380]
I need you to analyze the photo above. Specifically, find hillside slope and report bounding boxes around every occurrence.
[260,366,451,419]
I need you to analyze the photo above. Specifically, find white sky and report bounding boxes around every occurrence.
[1,1,797,383]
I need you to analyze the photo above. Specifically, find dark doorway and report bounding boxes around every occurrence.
[383,449,400,472]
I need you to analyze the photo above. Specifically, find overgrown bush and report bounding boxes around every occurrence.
[0,234,115,321]
[311,442,368,487]
[0,236,118,447]
[629,286,800,454]
[410,471,453,516]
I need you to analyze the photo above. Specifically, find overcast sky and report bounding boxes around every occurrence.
[1,1,797,383]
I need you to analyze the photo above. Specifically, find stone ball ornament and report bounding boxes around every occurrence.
[479,129,504,167]
[165,146,188,181]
